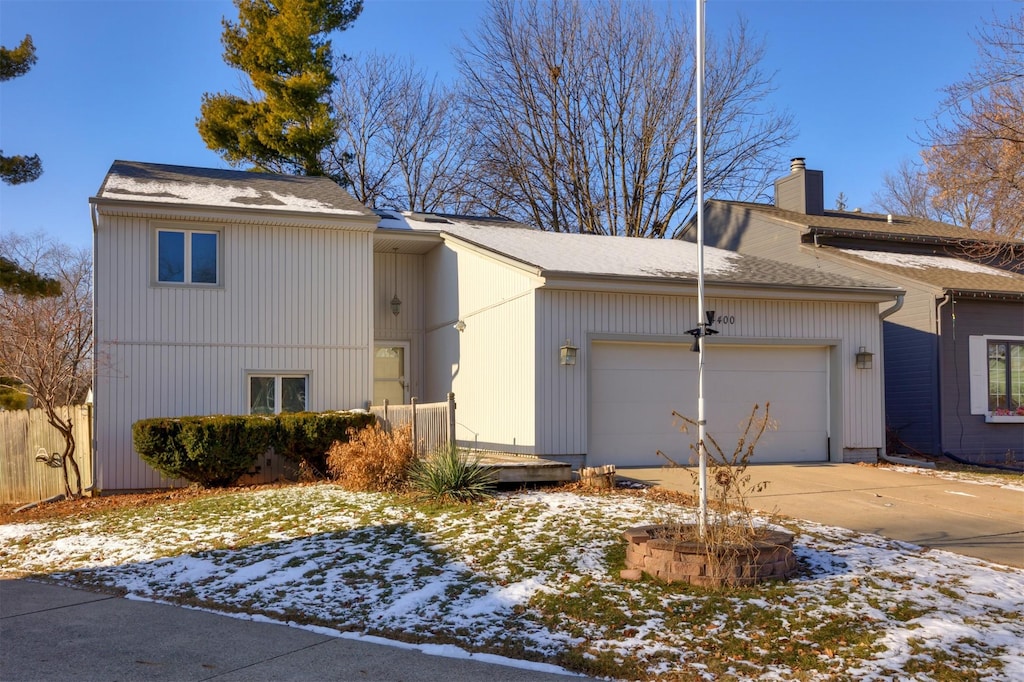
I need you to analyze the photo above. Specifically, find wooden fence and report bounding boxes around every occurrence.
[370,393,456,456]
[0,406,93,505]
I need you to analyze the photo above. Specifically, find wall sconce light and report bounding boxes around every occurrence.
[454,319,466,332]
[390,248,401,316]
[560,339,578,366]
[855,346,873,369]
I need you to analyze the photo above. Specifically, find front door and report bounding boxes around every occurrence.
[374,344,409,406]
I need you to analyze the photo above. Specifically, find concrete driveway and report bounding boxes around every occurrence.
[620,463,1024,568]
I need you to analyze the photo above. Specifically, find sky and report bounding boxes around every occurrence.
[1,0,1018,252]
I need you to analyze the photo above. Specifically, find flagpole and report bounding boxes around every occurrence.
[695,0,708,538]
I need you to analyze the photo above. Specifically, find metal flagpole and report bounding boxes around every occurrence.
[695,0,708,538]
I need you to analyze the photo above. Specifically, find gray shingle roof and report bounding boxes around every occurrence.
[824,247,1024,295]
[95,161,375,217]
[380,212,901,294]
[716,200,1020,243]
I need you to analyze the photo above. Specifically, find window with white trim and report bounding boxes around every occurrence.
[249,375,308,415]
[969,335,1024,420]
[157,228,219,284]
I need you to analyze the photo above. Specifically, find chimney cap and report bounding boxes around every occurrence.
[790,157,807,173]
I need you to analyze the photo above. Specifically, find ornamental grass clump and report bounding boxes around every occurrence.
[408,444,496,504]
[326,423,415,493]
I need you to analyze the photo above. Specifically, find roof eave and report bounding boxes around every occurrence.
[539,270,903,302]
[89,196,379,230]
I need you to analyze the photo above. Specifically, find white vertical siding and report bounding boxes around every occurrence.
[373,251,425,400]
[423,243,537,452]
[94,213,373,490]
[535,289,884,456]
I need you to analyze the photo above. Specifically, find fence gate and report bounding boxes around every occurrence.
[0,406,93,504]
[370,393,456,456]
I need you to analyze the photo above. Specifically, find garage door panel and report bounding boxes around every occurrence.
[591,369,685,402]
[589,343,828,467]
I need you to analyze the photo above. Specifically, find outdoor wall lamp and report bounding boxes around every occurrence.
[454,319,466,332]
[560,339,578,366]
[855,346,873,370]
[390,247,402,316]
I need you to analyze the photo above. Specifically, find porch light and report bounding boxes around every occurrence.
[855,346,873,370]
[560,339,578,366]
[390,247,401,316]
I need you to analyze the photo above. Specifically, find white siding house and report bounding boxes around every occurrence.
[91,162,905,490]
[377,213,903,467]
[90,162,378,490]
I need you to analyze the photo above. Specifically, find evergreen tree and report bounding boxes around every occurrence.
[0,35,42,185]
[0,255,61,297]
[197,0,362,179]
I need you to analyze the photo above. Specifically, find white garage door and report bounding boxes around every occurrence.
[589,342,829,466]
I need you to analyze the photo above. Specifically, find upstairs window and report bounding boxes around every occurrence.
[988,341,1023,413]
[157,229,218,284]
[249,375,308,415]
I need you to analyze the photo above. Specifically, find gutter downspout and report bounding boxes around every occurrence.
[90,202,100,495]
[932,293,953,458]
[876,294,904,462]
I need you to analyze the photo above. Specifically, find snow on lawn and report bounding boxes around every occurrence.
[2,485,1022,680]
[882,464,1024,492]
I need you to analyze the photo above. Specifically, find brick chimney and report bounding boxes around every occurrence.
[774,157,824,215]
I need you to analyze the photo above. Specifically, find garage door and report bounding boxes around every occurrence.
[589,342,829,466]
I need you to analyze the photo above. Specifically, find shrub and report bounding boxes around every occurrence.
[274,411,375,477]
[327,423,415,492]
[407,444,496,504]
[133,415,275,487]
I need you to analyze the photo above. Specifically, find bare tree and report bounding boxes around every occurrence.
[0,233,92,498]
[328,53,476,212]
[454,0,794,237]
[877,9,1023,267]
[872,156,976,224]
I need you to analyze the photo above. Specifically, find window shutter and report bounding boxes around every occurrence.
[967,336,988,414]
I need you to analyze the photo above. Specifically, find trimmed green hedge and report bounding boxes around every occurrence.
[274,411,375,476]
[132,411,375,487]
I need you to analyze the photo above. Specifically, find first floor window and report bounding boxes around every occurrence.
[988,341,1023,412]
[157,228,219,284]
[249,375,308,415]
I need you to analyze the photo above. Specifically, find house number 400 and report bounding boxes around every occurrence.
[716,315,736,324]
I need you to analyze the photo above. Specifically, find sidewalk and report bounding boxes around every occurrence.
[620,463,1024,567]
[0,579,583,682]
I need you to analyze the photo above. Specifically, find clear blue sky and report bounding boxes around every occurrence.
[1,0,1017,251]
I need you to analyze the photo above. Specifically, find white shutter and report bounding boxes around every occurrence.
[967,336,988,415]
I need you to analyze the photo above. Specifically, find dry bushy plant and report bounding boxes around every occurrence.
[326,423,415,492]
[663,403,787,588]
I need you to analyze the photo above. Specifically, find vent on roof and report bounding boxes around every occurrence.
[409,211,452,224]
[374,208,402,221]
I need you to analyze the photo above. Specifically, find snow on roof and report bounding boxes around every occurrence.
[97,161,375,217]
[101,176,365,215]
[840,250,1016,278]
[378,212,898,291]
[395,213,740,278]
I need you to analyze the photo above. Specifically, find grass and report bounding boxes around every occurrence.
[1,482,1020,680]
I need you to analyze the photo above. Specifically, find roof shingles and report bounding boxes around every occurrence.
[95,161,375,217]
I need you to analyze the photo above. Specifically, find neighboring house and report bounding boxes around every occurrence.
[91,161,903,491]
[688,158,1024,463]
